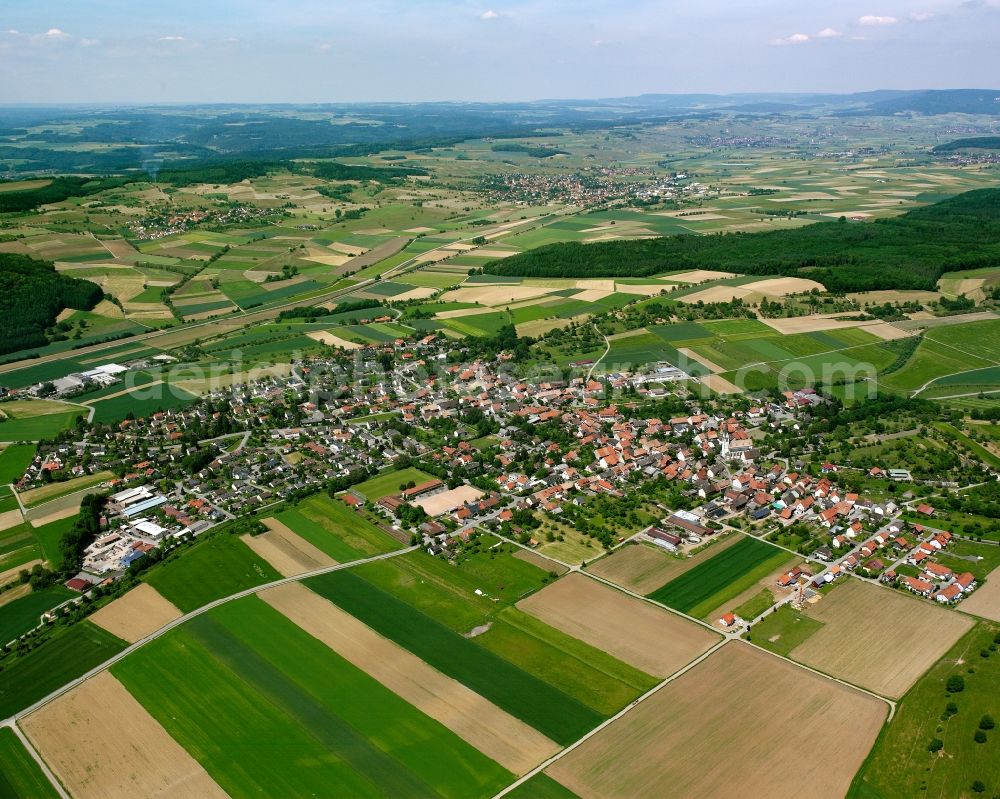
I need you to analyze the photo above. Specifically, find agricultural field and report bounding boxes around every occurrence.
[305,550,655,744]
[261,582,560,775]
[143,533,282,613]
[517,573,718,677]
[111,596,514,798]
[273,492,402,561]
[0,520,43,578]
[241,519,338,577]
[884,317,1000,396]
[587,535,741,594]
[646,536,793,619]
[0,585,74,645]
[0,727,60,799]
[850,622,1000,799]
[762,579,973,698]
[88,583,182,643]
[16,470,113,509]
[0,444,35,484]
[0,401,86,442]
[547,642,887,799]
[0,621,126,719]
[960,565,1000,622]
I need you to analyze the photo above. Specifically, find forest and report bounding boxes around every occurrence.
[0,254,104,357]
[484,189,1000,292]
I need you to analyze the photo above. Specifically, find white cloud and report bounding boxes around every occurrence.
[816,27,842,38]
[480,10,500,20]
[770,32,810,45]
[159,35,185,41]
[44,28,70,39]
[858,15,898,25]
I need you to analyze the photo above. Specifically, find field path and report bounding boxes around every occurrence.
[586,324,611,382]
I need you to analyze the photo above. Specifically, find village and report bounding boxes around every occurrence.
[4,328,988,639]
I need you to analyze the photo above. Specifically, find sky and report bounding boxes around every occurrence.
[0,0,998,103]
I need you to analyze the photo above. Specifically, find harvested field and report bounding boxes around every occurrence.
[749,277,825,295]
[240,519,336,577]
[391,286,438,302]
[666,269,736,283]
[948,566,1000,622]
[570,289,612,302]
[22,671,228,799]
[305,330,362,349]
[518,573,717,677]
[442,286,552,305]
[679,285,758,304]
[588,537,739,595]
[89,583,182,643]
[864,322,914,341]
[616,283,670,296]
[848,290,942,305]
[260,582,558,774]
[0,508,22,531]
[513,549,568,574]
[414,485,484,516]
[678,347,723,373]
[700,373,743,394]
[760,313,874,334]
[547,642,887,799]
[0,559,41,586]
[791,579,973,698]
[575,280,616,291]
[436,307,492,319]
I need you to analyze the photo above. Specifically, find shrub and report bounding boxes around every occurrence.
[928,738,944,752]
[947,674,966,693]
[971,780,985,793]
[974,730,987,744]
[980,715,995,731]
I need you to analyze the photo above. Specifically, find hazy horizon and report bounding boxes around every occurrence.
[2,0,999,104]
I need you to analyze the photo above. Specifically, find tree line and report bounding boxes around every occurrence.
[483,189,1000,292]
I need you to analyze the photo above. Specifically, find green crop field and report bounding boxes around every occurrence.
[0,409,85,442]
[647,536,792,618]
[0,622,125,719]
[0,728,59,799]
[0,445,35,484]
[305,569,604,745]
[505,774,579,799]
[477,607,657,715]
[275,492,400,561]
[30,515,77,569]
[0,586,74,644]
[88,386,198,424]
[0,521,42,574]
[850,622,1000,799]
[144,533,281,612]
[114,597,511,798]
[353,467,436,500]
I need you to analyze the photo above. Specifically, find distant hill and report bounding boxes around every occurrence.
[0,254,104,357]
[933,137,1000,152]
[483,189,1000,292]
[858,89,1000,117]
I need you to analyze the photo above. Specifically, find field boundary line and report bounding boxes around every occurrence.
[586,324,610,382]
[6,544,418,725]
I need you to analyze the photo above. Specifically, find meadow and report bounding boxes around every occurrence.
[0,727,59,799]
[144,533,281,612]
[0,621,125,719]
[113,596,512,798]
[646,536,791,619]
